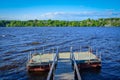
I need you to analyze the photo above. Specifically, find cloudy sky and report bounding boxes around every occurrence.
[0,0,120,20]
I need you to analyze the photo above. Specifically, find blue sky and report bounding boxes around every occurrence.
[0,0,120,20]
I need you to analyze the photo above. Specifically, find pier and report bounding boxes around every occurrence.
[27,47,101,80]
[47,48,82,80]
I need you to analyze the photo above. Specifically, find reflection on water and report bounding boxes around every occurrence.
[0,27,120,80]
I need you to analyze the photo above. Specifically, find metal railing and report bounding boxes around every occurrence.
[27,51,32,63]
[96,49,102,61]
[79,46,101,61]
[70,47,82,80]
[47,47,59,80]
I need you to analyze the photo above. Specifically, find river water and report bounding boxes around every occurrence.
[0,27,120,80]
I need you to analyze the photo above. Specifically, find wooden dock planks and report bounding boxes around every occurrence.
[28,51,101,79]
[29,52,100,63]
[74,52,100,60]
[31,53,54,63]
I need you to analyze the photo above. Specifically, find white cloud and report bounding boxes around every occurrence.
[38,11,120,20]
[0,11,120,20]
[39,12,66,20]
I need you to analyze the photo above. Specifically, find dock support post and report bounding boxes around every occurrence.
[30,51,31,59]
[96,49,99,58]
[43,46,45,53]
[88,46,92,64]
[52,48,54,61]
[57,47,59,59]
[28,52,30,63]
[79,46,82,60]
[79,46,81,58]
[70,46,73,59]
[100,52,102,61]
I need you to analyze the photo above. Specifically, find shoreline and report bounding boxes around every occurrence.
[0,18,120,27]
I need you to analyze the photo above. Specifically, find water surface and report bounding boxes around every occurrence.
[0,27,120,80]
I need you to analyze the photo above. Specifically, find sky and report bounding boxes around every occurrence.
[0,0,120,20]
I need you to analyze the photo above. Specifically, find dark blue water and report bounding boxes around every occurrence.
[0,27,120,80]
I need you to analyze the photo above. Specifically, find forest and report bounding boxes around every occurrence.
[0,18,120,27]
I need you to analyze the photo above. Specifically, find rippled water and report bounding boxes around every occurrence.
[0,27,120,80]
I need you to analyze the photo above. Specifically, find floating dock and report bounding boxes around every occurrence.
[27,47,101,80]
[73,52,101,69]
[27,53,55,72]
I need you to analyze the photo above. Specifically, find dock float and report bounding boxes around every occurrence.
[27,53,55,72]
[27,47,101,80]
[73,51,101,69]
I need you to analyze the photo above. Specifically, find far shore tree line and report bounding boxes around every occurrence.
[0,18,120,27]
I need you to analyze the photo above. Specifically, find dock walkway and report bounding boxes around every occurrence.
[46,47,101,80]
[54,58,74,80]
[27,47,101,80]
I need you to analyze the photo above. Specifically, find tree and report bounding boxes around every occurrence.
[0,18,120,27]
